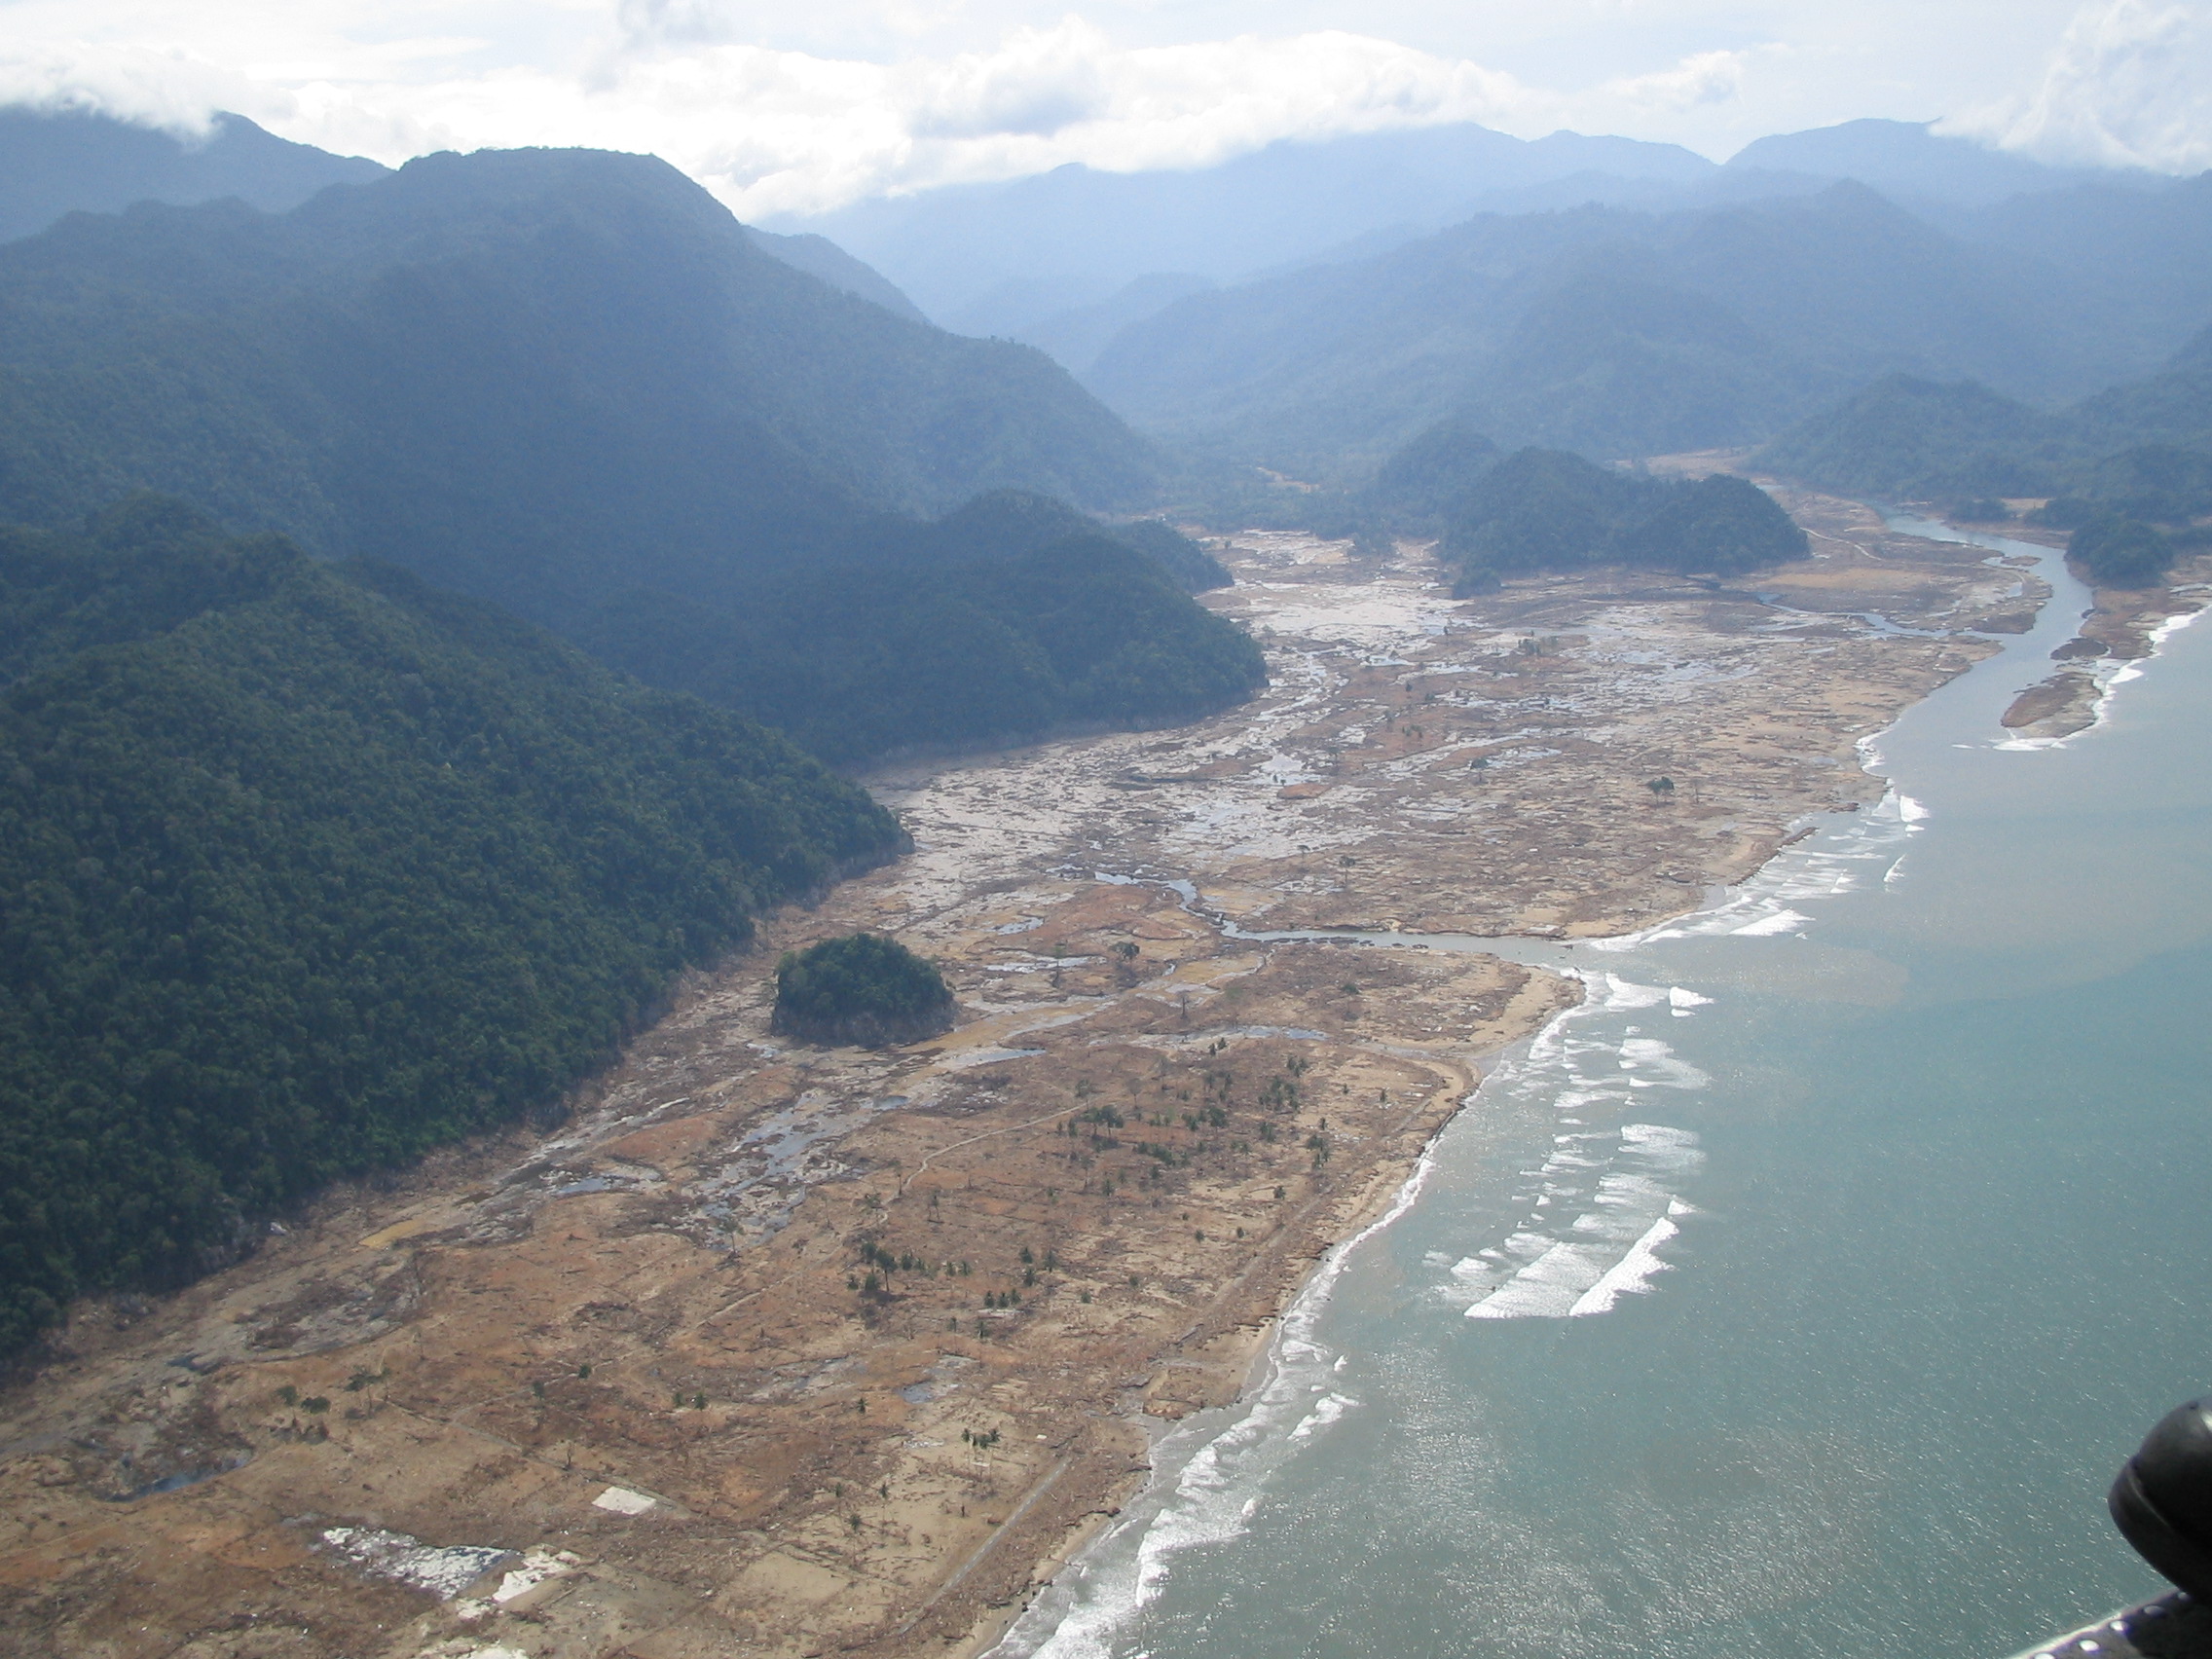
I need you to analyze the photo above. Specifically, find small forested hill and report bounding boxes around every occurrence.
[1757,323,2212,504]
[0,106,386,244]
[576,531,1264,764]
[1365,419,1500,527]
[0,498,903,1356]
[772,935,955,1048]
[0,145,1159,629]
[1435,449,1808,593]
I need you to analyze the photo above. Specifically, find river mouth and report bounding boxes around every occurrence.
[992,520,2212,1658]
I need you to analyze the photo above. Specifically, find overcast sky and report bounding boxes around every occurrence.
[2,0,2207,215]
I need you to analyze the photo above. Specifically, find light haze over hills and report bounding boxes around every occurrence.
[774,116,2155,345]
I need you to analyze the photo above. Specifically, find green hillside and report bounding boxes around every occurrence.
[0,498,903,1355]
[859,489,1229,591]
[575,532,1264,764]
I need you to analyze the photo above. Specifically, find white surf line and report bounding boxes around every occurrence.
[1997,603,2204,752]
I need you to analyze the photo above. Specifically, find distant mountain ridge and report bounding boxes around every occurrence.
[775,118,2148,352]
[1079,179,2172,473]
[1722,118,2138,207]
[0,105,930,321]
[0,106,385,242]
[777,122,1720,331]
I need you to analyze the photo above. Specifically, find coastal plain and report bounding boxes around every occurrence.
[0,496,2063,1659]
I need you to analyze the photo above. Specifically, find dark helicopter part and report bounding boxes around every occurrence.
[2112,1401,2212,1603]
[2009,1400,2212,1659]
[2013,1593,2212,1659]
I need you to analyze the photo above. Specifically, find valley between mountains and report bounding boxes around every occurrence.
[0,485,2162,1659]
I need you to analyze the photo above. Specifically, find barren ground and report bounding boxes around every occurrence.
[0,490,2060,1659]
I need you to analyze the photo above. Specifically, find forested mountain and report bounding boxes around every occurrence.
[742,225,929,321]
[558,487,1255,768]
[0,107,384,243]
[1007,274,1218,376]
[0,144,1158,629]
[1084,181,2141,470]
[0,498,903,1356]
[1757,322,2212,501]
[861,489,1229,590]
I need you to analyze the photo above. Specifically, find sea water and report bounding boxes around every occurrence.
[998,528,2212,1659]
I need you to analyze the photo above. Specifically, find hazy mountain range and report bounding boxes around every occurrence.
[1083,175,2212,472]
[774,116,2152,355]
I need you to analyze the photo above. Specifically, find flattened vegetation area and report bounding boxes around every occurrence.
[0,502,2030,1659]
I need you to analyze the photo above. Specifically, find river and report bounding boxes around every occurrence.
[995,523,2212,1659]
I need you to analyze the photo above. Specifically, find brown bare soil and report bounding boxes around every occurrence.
[0,500,2040,1659]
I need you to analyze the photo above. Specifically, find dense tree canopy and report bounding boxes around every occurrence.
[2069,515,2176,588]
[576,532,1265,765]
[772,934,956,1048]
[0,498,903,1356]
[1437,449,1807,592]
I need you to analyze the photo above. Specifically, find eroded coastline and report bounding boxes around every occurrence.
[0,494,2112,1659]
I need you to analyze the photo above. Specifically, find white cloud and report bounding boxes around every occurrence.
[0,42,276,136]
[1944,0,2212,170]
[5,1,2206,223]
[905,20,1115,138]
[1595,48,1750,116]
[569,22,1627,211]
[0,8,1750,214]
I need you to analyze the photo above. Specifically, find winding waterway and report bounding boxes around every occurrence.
[998,524,2212,1659]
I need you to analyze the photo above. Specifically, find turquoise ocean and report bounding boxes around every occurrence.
[996,523,2212,1659]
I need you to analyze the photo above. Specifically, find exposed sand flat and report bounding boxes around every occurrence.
[0,505,2041,1659]
[1999,556,2211,740]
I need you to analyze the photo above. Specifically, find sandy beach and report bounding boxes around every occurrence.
[0,492,2121,1659]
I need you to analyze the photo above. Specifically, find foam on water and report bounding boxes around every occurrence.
[995,1073,1470,1659]
[1457,1121,1706,1320]
[995,797,1889,1651]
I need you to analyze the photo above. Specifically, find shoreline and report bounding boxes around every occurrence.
[0,499,2137,1659]
[961,510,2212,1658]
